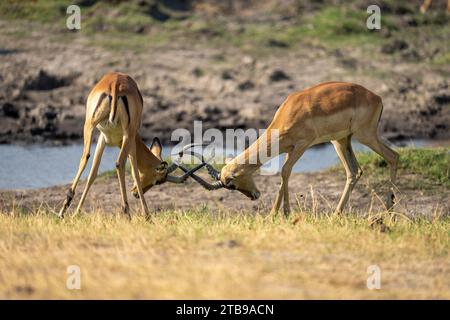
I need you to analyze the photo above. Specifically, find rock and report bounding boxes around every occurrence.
[221,70,234,80]
[434,91,450,104]
[2,103,19,119]
[238,80,254,91]
[23,70,68,91]
[269,69,290,82]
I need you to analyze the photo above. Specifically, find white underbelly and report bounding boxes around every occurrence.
[96,120,123,146]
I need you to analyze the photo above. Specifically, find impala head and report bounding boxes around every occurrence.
[219,161,261,201]
[131,138,205,199]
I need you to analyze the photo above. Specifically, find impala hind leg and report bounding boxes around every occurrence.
[116,135,132,219]
[332,136,363,214]
[270,144,307,217]
[356,134,399,210]
[128,139,150,219]
[58,123,94,218]
[74,134,106,215]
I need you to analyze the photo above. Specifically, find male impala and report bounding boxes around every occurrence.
[188,82,399,216]
[58,72,203,219]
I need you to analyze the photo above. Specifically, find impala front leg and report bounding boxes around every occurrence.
[58,123,94,218]
[75,134,106,215]
[270,144,307,217]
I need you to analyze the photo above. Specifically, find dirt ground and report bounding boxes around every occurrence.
[1,168,448,218]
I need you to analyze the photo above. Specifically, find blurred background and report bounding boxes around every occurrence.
[0,0,449,187]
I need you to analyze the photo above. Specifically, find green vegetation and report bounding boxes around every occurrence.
[356,147,450,188]
[0,0,68,23]
[1,0,448,61]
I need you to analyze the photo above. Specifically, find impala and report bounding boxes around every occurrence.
[186,82,399,216]
[58,72,204,219]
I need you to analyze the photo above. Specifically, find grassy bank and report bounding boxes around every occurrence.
[0,209,449,299]
[1,0,448,63]
[357,147,450,188]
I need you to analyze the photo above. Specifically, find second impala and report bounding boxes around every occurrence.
[188,81,399,216]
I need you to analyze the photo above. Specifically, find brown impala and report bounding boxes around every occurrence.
[186,82,399,216]
[58,72,205,219]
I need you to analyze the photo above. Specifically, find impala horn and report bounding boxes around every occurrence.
[163,143,210,183]
[173,143,225,190]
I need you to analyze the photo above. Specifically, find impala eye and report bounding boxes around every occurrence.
[156,161,168,172]
[224,178,236,190]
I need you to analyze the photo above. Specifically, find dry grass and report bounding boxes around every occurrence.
[0,207,449,299]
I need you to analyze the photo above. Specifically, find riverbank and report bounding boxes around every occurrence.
[1,1,449,145]
[1,148,448,217]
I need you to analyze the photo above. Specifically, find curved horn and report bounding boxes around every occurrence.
[177,143,209,158]
[184,150,221,180]
[176,164,224,190]
[166,162,178,174]
[165,162,206,184]
[166,143,208,174]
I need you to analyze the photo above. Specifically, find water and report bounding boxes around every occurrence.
[0,139,428,189]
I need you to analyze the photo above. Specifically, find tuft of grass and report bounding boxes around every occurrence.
[0,208,449,299]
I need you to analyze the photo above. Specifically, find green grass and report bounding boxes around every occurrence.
[2,1,446,55]
[1,0,448,70]
[0,0,68,23]
[356,147,450,188]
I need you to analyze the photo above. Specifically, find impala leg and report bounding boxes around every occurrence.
[116,135,132,219]
[358,136,399,210]
[270,145,306,217]
[74,134,106,215]
[270,155,288,217]
[129,140,150,219]
[420,0,433,13]
[58,123,94,218]
[332,136,362,214]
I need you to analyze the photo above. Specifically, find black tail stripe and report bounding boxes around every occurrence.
[137,88,144,106]
[121,96,131,125]
[92,92,107,118]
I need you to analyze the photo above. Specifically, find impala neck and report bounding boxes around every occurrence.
[227,129,280,175]
[135,135,161,173]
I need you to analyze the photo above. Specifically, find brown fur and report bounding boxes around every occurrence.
[220,82,399,215]
[58,72,167,219]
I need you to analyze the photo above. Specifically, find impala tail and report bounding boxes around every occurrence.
[108,80,119,124]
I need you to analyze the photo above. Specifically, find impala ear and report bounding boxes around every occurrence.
[150,137,162,159]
